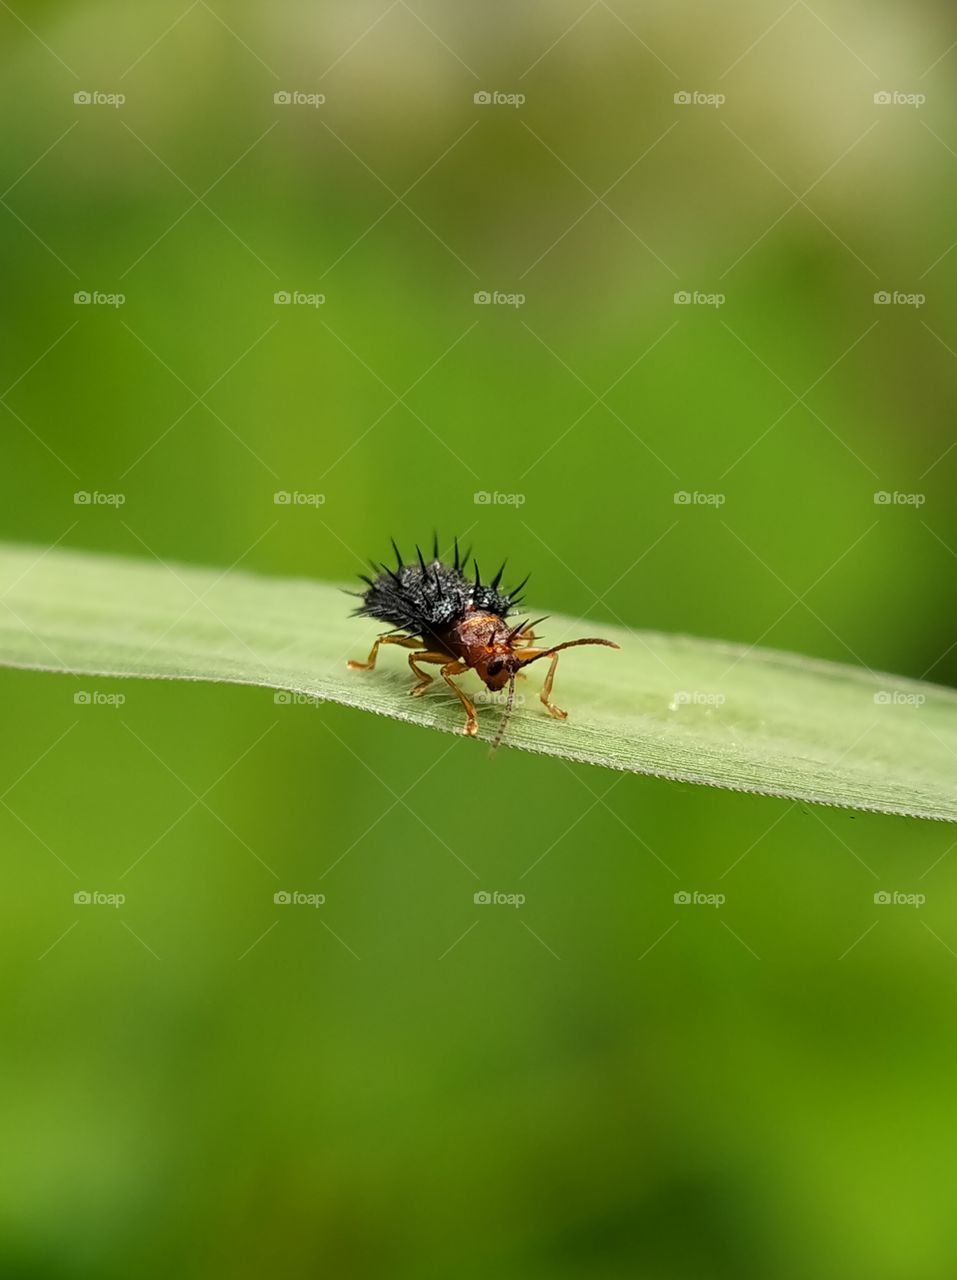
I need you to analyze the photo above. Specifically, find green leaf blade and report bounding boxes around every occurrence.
[1,542,955,821]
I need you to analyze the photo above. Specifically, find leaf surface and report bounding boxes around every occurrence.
[0,543,954,820]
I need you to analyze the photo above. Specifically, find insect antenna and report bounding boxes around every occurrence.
[489,673,517,756]
[516,636,620,667]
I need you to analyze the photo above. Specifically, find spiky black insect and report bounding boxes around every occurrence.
[347,535,619,745]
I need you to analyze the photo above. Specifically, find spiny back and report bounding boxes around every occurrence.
[353,546,523,636]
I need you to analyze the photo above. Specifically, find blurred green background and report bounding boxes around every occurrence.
[2,2,957,1276]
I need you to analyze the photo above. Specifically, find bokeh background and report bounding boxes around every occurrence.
[2,2,957,1276]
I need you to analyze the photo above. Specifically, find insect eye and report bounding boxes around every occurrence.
[487,658,504,676]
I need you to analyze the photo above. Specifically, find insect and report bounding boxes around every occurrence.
[347,536,619,745]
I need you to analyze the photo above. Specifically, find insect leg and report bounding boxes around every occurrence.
[407,651,451,696]
[512,628,538,675]
[347,633,421,671]
[539,651,568,720]
[440,661,478,736]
